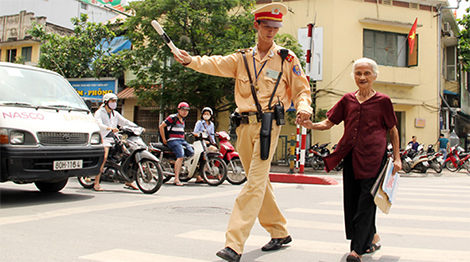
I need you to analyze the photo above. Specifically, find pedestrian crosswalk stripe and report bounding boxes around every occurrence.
[177,229,470,262]
[399,187,469,193]
[395,197,470,204]
[285,208,470,222]
[398,191,470,198]
[79,249,209,262]
[287,219,470,238]
[320,201,470,213]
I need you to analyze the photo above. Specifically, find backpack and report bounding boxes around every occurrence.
[159,114,178,142]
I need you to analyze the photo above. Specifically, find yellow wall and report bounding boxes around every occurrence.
[0,41,41,64]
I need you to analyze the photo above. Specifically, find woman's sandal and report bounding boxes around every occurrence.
[365,243,381,254]
[346,254,362,262]
[173,182,184,186]
[93,186,104,191]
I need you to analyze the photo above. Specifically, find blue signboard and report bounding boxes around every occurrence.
[68,78,117,101]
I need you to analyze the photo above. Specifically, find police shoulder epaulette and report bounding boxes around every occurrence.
[277,50,294,62]
[238,48,253,54]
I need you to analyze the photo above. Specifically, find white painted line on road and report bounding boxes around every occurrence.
[285,208,470,222]
[0,183,293,226]
[320,201,470,213]
[79,249,209,262]
[398,191,470,198]
[177,229,470,262]
[399,187,469,194]
[287,219,470,238]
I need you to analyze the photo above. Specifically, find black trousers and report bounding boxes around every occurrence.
[342,151,386,255]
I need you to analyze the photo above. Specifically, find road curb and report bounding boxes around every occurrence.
[269,173,339,185]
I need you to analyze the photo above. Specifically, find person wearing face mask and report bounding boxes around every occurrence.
[93,92,141,191]
[194,107,216,145]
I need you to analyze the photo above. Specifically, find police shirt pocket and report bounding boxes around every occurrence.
[237,77,251,98]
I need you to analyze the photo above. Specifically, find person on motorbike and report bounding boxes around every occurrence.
[408,135,419,153]
[194,107,217,147]
[159,102,195,186]
[94,93,141,191]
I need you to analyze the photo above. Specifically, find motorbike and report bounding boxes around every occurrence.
[331,144,343,171]
[149,132,228,186]
[401,143,430,175]
[78,126,164,194]
[426,144,443,175]
[216,131,246,185]
[307,142,330,170]
[444,145,470,173]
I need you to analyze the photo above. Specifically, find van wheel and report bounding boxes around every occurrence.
[35,179,68,193]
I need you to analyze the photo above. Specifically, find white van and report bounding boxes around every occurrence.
[0,62,104,192]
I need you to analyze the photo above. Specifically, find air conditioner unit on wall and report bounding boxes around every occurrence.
[443,22,451,36]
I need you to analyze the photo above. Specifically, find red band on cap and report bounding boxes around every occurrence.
[255,11,283,22]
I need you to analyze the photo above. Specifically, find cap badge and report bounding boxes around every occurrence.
[272,8,280,15]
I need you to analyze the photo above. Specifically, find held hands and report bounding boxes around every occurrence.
[295,111,311,126]
[174,49,192,65]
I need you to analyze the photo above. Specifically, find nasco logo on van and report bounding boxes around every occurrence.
[2,111,45,120]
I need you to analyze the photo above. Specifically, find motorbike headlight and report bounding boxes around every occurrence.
[91,132,102,145]
[10,131,25,145]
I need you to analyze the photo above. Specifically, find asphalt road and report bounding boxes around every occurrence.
[0,168,469,262]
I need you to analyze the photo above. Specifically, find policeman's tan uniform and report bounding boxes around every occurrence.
[186,4,312,255]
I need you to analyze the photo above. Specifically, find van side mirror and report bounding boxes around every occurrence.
[84,99,92,110]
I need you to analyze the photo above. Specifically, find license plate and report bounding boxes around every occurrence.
[53,160,83,171]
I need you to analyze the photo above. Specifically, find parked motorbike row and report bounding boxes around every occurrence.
[308,141,470,175]
[77,127,246,194]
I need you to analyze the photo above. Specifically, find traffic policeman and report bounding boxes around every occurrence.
[174,3,313,261]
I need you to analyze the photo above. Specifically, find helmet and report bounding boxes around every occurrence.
[102,93,118,102]
[201,107,213,115]
[178,102,190,110]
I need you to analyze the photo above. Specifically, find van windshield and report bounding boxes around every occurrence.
[0,66,88,110]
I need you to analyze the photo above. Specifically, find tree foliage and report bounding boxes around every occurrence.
[30,14,130,79]
[458,0,470,71]
[124,0,306,114]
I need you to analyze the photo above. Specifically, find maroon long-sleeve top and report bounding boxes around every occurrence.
[323,91,398,179]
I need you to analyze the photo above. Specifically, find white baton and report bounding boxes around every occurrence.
[151,20,182,59]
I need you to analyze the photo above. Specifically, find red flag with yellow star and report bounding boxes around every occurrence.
[408,18,417,55]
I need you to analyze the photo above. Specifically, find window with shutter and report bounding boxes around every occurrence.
[363,29,417,67]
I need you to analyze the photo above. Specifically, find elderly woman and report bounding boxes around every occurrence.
[300,58,401,262]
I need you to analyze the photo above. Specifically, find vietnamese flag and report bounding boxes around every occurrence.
[408,18,418,55]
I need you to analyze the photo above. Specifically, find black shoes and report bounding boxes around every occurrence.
[216,247,241,262]
[261,235,292,251]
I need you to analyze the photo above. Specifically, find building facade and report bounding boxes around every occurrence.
[262,0,469,151]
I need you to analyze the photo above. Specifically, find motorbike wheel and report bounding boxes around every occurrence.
[419,164,428,175]
[78,176,96,189]
[401,161,411,174]
[226,157,246,185]
[333,160,343,171]
[445,161,459,172]
[135,160,164,194]
[159,158,174,183]
[431,161,443,175]
[202,157,228,186]
[310,157,321,170]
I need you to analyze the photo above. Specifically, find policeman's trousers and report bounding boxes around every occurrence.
[225,121,288,254]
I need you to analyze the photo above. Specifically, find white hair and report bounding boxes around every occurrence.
[351,57,379,77]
